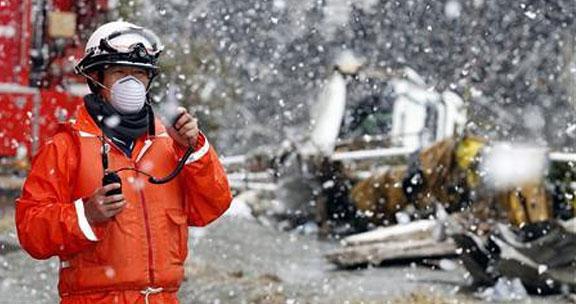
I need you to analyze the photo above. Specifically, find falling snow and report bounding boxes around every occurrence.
[0,0,574,303]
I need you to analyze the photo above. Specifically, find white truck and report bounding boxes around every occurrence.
[226,51,470,191]
[306,51,468,160]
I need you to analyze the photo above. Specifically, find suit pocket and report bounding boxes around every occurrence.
[165,208,188,262]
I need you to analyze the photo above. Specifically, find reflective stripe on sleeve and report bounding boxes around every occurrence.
[74,198,98,241]
[184,135,210,165]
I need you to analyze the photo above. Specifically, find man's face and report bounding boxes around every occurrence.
[99,65,151,102]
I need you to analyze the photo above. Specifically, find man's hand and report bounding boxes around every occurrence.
[84,183,127,224]
[167,107,199,148]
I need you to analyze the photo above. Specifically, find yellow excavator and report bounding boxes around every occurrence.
[349,134,572,229]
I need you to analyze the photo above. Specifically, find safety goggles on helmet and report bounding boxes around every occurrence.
[76,26,163,75]
[93,27,162,57]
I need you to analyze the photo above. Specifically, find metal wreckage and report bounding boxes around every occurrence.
[328,135,576,295]
[225,56,576,296]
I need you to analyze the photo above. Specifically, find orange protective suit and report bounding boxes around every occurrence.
[16,105,232,303]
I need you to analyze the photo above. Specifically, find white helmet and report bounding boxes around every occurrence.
[75,21,163,76]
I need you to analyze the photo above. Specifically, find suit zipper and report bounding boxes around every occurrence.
[105,137,156,285]
[138,186,155,285]
[132,159,155,285]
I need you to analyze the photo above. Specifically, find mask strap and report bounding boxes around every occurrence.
[76,58,153,94]
[78,68,111,92]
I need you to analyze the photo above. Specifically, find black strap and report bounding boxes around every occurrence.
[147,101,156,135]
[99,136,109,172]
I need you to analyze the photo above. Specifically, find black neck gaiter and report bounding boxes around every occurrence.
[84,94,154,153]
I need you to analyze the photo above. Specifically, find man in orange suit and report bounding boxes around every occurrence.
[16,21,232,303]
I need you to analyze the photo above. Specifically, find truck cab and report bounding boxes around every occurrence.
[308,53,468,157]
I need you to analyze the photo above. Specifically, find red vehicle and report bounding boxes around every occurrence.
[0,0,108,169]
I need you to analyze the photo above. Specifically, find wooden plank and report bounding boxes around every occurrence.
[326,238,457,268]
[331,146,416,161]
[341,220,438,246]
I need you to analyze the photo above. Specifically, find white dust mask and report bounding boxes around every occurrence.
[110,76,147,114]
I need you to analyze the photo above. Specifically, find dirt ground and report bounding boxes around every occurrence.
[0,206,571,304]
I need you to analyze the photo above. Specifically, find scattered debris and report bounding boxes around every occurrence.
[339,219,440,246]
[325,220,457,268]
[474,277,528,302]
[326,237,457,268]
